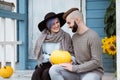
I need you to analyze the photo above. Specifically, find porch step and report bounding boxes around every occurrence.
[0,70,116,80]
[0,70,33,80]
[102,73,116,80]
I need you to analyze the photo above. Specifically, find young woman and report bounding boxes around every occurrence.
[31,12,73,80]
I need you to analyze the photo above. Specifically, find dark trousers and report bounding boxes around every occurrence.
[31,62,52,80]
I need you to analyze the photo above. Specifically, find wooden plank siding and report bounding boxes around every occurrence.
[86,0,115,72]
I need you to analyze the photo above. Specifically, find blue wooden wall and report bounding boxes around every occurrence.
[86,0,115,72]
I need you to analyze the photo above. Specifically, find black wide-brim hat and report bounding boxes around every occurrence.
[38,12,66,32]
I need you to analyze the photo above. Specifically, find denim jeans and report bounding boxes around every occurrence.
[49,65,101,80]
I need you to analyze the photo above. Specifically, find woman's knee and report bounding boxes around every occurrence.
[42,68,51,80]
[49,65,64,75]
[31,70,41,80]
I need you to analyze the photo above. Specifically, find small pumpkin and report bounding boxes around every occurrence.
[50,50,72,64]
[0,66,14,78]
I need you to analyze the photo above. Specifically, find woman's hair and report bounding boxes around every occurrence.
[68,10,84,21]
[46,18,60,30]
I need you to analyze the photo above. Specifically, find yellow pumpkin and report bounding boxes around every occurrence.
[0,66,14,78]
[50,50,72,64]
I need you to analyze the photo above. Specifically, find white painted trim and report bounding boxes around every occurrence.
[116,0,120,80]
[0,41,22,45]
[82,0,86,24]
[0,18,6,67]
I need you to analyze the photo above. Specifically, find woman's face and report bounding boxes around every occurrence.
[50,18,60,33]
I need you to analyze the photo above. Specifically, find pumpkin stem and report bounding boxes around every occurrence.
[4,66,6,69]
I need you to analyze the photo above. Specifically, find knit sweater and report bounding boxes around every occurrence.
[72,29,104,75]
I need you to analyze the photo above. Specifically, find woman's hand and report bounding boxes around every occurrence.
[49,59,54,65]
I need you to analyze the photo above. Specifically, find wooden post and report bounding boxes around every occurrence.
[116,0,120,80]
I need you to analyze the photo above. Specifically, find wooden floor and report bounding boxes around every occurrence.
[102,73,116,80]
[0,70,116,80]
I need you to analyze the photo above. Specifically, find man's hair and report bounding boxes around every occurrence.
[68,10,84,21]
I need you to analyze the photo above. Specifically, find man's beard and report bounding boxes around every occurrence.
[72,21,78,33]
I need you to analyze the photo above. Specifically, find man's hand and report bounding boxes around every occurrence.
[60,63,73,71]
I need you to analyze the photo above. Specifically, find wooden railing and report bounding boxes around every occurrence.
[0,10,25,70]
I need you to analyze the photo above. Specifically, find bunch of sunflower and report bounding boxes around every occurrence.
[101,35,116,56]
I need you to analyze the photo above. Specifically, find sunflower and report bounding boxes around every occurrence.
[102,37,108,44]
[101,35,116,56]
[107,43,116,56]
[110,35,116,44]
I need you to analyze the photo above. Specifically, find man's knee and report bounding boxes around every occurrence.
[49,65,62,74]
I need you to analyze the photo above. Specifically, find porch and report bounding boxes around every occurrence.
[0,70,116,80]
[0,0,118,80]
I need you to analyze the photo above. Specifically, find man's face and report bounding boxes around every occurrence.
[66,17,78,33]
